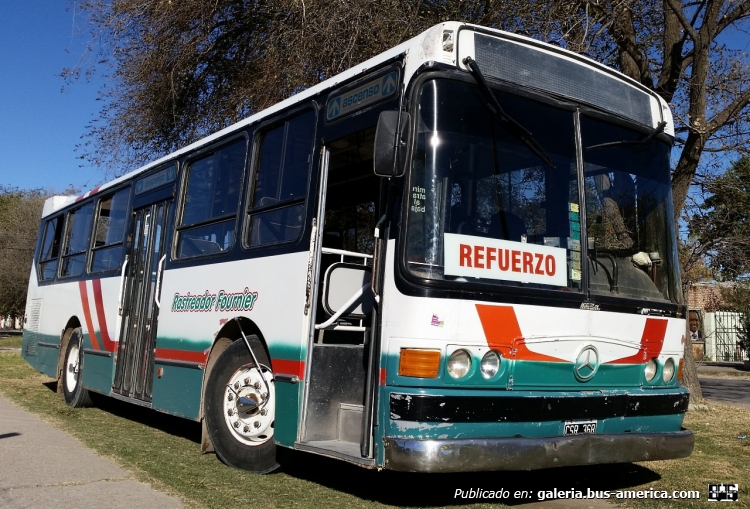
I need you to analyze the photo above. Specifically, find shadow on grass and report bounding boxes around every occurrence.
[43,380,202,445]
[276,448,662,506]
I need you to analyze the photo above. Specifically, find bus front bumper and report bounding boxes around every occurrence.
[382,429,694,472]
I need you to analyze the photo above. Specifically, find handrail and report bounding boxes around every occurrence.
[154,255,166,308]
[321,247,372,260]
[118,256,129,315]
[315,282,371,330]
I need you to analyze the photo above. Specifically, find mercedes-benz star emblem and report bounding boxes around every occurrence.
[574,345,599,382]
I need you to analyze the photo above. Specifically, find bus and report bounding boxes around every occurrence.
[22,22,693,473]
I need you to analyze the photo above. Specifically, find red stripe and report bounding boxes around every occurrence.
[607,318,668,364]
[78,281,100,350]
[271,359,305,379]
[91,279,116,352]
[74,186,100,203]
[379,367,386,386]
[154,348,209,364]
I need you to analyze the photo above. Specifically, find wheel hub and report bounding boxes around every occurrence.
[223,364,274,445]
[65,344,80,391]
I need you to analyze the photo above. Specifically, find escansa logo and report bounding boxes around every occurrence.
[327,97,341,120]
[381,72,397,95]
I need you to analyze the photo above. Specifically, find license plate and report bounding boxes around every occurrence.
[563,421,597,435]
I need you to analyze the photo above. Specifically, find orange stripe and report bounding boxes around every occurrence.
[607,318,667,364]
[78,281,100,350]
[91,279,116,352]
[475,304,565,362]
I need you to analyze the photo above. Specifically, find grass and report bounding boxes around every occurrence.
[1,350,749,508]
[0,333,22,349]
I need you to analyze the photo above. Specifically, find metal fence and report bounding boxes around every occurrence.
[713,311,744,362]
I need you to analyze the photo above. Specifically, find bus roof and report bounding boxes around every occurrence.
[46,22,670,218]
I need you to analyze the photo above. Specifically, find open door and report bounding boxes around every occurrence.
[298,128,382,464]
[112,200,170,402]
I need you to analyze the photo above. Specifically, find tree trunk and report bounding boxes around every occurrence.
[682,318,703,403]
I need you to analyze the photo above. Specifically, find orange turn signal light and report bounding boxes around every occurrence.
[398,349,441,378]
[677,359,684,381]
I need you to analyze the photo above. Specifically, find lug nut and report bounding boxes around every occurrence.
[254,381,261,390]
[260,409,268,416]
[243,425,250,432]
[254,421,261,428]
[233,421,240,428]
[227,393,234,401]
[234,382,240,389]
[244,378,250,385]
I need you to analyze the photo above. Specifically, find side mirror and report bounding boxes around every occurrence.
[373,111,411,177]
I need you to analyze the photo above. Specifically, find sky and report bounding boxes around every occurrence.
[0,2,105,194]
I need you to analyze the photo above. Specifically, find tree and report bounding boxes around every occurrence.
[0,187,46,320]
[68,0,553,170]
[690,157,750,280]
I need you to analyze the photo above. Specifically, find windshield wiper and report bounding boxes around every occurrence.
[584,121,667,151]
[462,57,555,169]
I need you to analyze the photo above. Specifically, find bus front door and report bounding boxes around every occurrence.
[300,128,381,463]
[113,200,170,402]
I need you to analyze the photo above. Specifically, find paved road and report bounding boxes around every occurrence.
[699,376,750,409]
[0,395,183,509]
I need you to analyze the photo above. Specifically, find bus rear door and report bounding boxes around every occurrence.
[112,198,171,402]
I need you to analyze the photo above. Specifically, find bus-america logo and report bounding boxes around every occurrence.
[171,288,258,313]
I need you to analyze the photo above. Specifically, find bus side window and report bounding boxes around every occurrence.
[247,110,315,248]
[176,138,247,259]
[90,187,130,272]
[38,216,63,280]
[60,202,95,278]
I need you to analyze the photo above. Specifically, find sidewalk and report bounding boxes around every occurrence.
[0,395,183,509]
[697,361,750,376]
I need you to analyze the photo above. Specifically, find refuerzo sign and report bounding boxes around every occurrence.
[443,233,567,287]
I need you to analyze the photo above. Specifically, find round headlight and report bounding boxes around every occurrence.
[645,358,658,382]
[447,349,472,379]
[480,350,501,379]
[663,358,675,382]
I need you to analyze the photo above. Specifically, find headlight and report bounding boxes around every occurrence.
[447,349,472,379]
[645,358,658,382]
[480,350,501,378]
[663,358,675,382]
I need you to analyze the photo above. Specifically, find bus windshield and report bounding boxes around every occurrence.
[405,78,679,303]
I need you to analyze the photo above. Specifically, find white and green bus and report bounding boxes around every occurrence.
[23,22,692,473]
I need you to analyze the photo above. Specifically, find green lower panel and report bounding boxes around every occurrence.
[151,364,204,420]
[274,380,302,447]
[36,343,60,378]
[82,353,115,395]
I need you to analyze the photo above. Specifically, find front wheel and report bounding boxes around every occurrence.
[204,337,278,473]
[62,328,92,408]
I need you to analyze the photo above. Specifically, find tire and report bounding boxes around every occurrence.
[62,328,92,408]
[204,336,278,473]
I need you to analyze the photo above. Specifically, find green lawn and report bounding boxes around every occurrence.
[0,334,23,349]
[1,350,748,508]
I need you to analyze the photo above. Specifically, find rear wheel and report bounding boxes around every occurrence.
[62,328,92,408]
[204,337,278,473]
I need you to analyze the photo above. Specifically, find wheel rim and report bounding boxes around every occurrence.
[222,363,275,446]
[66,343,80,392]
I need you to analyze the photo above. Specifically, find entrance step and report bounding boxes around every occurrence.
[338,403,363,443]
